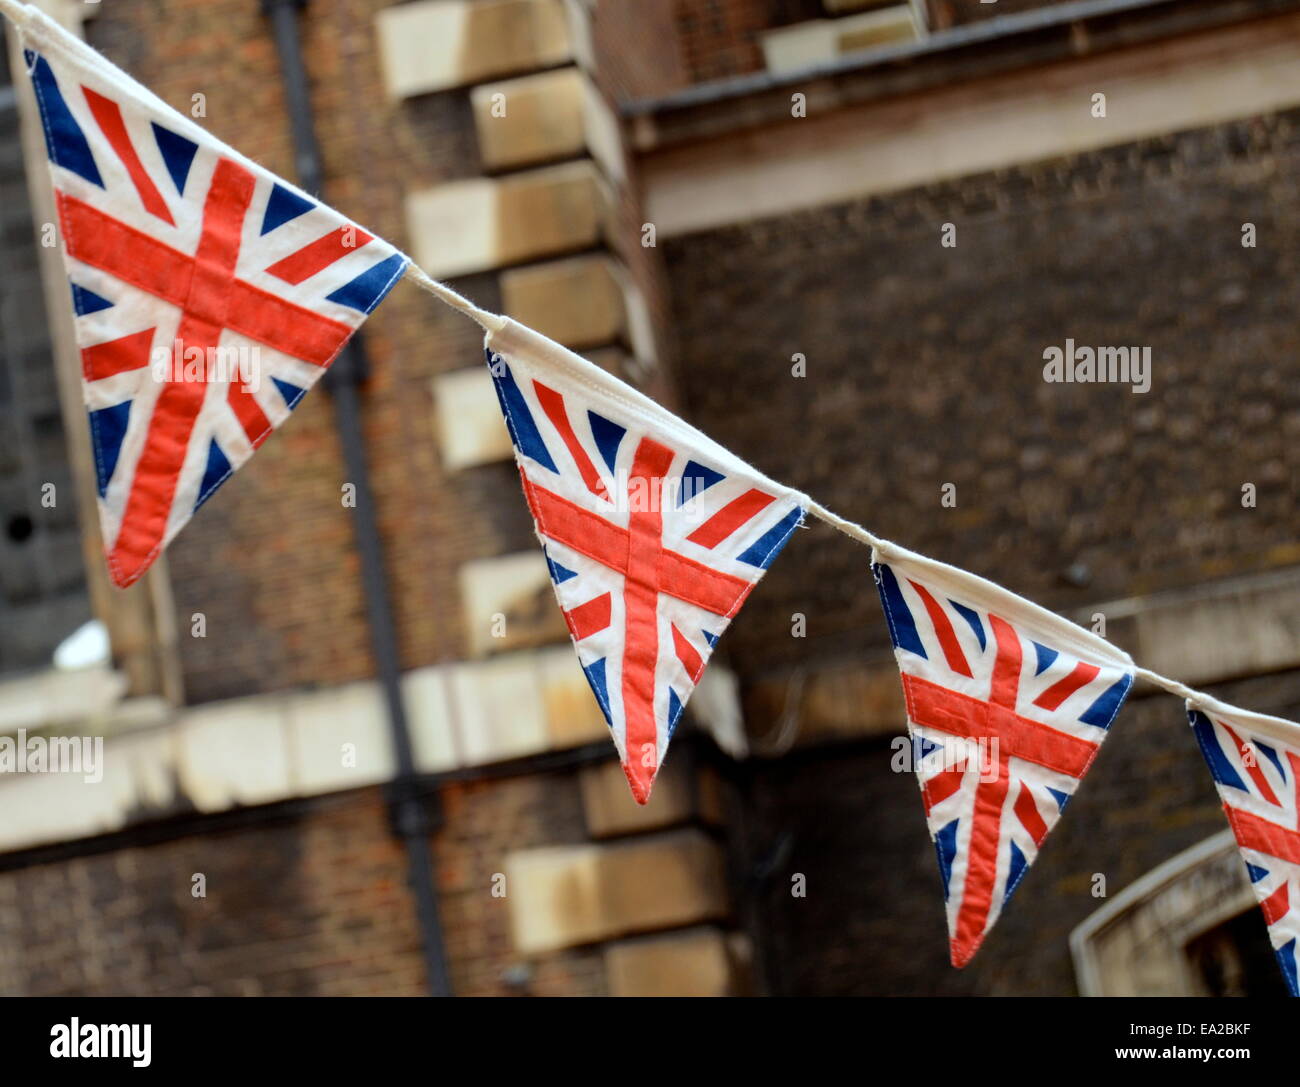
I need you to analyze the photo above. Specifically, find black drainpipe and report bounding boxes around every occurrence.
[262,0,452,997]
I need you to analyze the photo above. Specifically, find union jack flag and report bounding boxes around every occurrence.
[874,552,1134,966]
[26,43,406,587]
[485,321,805,803]
[1189,699,1300,996]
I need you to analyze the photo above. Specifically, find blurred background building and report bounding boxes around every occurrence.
[0,0,1297,996]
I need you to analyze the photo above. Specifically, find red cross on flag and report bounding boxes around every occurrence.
[873,546,1135,966]
[23,14,406,587]
[483,319,807,804]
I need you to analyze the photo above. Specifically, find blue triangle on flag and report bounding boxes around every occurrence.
[194,439,232,512]
[27,53,103,188]
[487,352,558,473]
[1277,939,1299,997]
[950,600,985,652]
[1032,641,1059,675]
[150,122,199,196]
[587,411,625,476]
[261,182,315,235]
[1245,862,1269,884]
[88,401,131,497]
[875,562,928,659]
[582,658,612,728]
[325,254,406,314]
[914,735,940,764]
[737,506,802,569]
[702,629,719,648]
[544,549,577,585]
[71,282,113,316]
[1047,787,1071,812]
[1003,841,1029,905]
[679,459,724,506]
[1256,740,1286,781]
[1079,674,1133,729]
[667,688,684,741]
[1190,709,1249,791]
[272,377,306,411]
[935,819,959,899]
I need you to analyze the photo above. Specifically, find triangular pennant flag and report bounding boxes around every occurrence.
[18,11,406,586]
[1187,696,1300,996]
[872,547,1135,966]
[483,319,806,804]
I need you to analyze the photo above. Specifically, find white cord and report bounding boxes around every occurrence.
[1135,667,1202,703]
[401,279,1269,721]
[404,263,505,332]
[805,498,893,554]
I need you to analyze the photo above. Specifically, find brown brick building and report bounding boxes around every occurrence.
[0,0,1296,996]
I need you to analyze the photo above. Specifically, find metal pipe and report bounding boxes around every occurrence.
[261,0,452,997]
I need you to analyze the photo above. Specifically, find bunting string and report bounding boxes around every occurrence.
[455,258,1234,725]
[2,0,1296,987]
[405,263,504,333]
[383,266,1236,728]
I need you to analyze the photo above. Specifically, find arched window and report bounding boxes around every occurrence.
[1071,830,1289,997]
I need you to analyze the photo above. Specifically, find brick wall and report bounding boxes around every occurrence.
[670,0,824,85]
[0,771,605,996]
[0,791,425,996]
[434,770,608,996]
[588,0,691,102]
[662,114,1300,680]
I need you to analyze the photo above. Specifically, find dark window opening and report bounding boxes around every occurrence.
[1185,907,1291,997]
